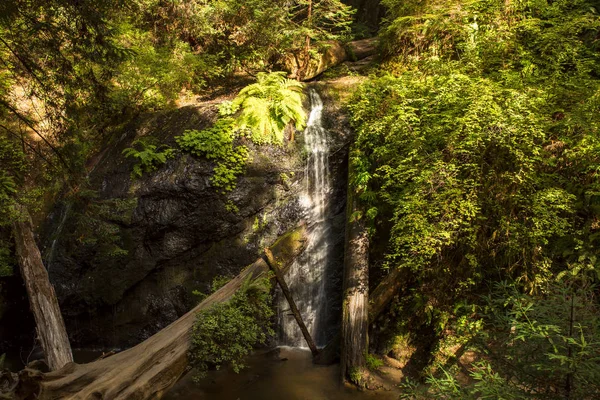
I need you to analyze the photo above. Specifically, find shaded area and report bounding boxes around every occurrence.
[165,347,399,400]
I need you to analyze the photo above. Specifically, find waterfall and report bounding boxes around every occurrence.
[278,89,333,348]
[46,203,71,271]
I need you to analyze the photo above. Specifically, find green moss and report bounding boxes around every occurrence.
[269,226,306,263]
[349,366,365,387]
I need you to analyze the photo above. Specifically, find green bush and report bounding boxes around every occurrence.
[176,119,249,193]
[423,278,600,399]
[365,353,384,371]
[188,276,274,380]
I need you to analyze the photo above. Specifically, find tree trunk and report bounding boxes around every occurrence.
[314,264,403,365]
[368,266,402,320]
[12,210,73,371]
[263,248,318,356]
[340,161,369,384]
[15,226,307,400]
[299,0,313,81]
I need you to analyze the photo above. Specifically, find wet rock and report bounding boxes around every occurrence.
[40,105,307,348]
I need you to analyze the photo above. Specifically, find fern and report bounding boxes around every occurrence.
[122,139,175,179]
[232,71,306,145]
[0,170,16,201]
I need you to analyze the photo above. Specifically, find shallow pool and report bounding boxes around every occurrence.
[164,347,399,400]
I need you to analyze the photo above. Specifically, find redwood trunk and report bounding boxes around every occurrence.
[340,161,369,383]
[314,264,403,365]
[13,211,73,371]
[16,226,306,400]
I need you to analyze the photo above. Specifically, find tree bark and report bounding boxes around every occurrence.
[314,264,403,365]
[12,210,73,371]
[340,161,369,384]
[299,0,313,81]
[368,266,402,320]
[15,226,307,400]
[263,248,318,356]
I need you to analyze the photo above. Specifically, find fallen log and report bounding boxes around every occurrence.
[13,209,73,371]
[14,226,307,400]
[340,158,369,384]
[285,37,378,81]
[263,248,319,356]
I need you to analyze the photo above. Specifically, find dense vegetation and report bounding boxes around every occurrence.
[349,0,600,397]
[188,276,274,379]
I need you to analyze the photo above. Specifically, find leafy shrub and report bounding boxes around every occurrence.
[365,353,384,371]
[423,278,600,399]
[111,23,216,110]
[176,119,249,192]
[122,139,174,179]
[188,277,274,380]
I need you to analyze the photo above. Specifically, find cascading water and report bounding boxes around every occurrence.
[278,89,333,348]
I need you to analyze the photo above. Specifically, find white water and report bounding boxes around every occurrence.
[278,90,333,347]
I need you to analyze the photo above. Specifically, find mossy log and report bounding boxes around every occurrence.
[285,38,377,81]
[14,226,307,400]
[13,210,73,371]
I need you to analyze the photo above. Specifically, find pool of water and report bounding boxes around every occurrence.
[164,347,399,400]
[3,347,399,399]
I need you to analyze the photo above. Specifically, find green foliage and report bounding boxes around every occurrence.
[0,137,27,225]
[111,23,215,110]
[290,0,356,43]
[230,72,306,145]
[122,139,174,179]
[422,278,600,399]
[352,0,600,390]
[0,241,13,277]
[365,353,384,371]
[348,366,365,387]
[68,193,137,262]
[188,276,274,380]
[176,119,249,192]
[210,275,233,293]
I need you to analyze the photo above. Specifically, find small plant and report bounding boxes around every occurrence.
[225,200,239,213]
[348,366,365,387]
[210,275,232,292]
[176,119,249,193]
[365,353,384,371]
[122,139,174,178]
[188,276,274,380]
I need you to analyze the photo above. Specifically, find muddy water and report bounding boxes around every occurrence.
[164,347,399,400]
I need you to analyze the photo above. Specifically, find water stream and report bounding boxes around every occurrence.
[277,89,333,348]
[45,203,71,271]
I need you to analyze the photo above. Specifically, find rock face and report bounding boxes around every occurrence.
[36,87,350,349]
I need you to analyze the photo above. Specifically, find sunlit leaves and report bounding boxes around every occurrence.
[232,71,306,144]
